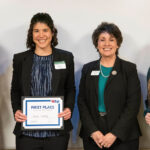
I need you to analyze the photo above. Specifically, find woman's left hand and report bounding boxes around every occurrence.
[58,108,71,120]
[100,132,117,148]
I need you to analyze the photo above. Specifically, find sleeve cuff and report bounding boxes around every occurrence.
[144,108,150,116]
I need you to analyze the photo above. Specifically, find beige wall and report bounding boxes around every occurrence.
[0,66,15,149]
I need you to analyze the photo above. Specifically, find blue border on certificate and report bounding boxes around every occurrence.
[25,100,60,127]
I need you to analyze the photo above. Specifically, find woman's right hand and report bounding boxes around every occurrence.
[91,131,104,148]
[15,110,27,122]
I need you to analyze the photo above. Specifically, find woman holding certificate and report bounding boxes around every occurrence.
[78,22,141,150]
[11,13,75,150]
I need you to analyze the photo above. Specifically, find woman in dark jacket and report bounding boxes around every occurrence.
[11,13,75,150]
[78,22,141,150]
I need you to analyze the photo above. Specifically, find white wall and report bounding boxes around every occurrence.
[0,0,150,149]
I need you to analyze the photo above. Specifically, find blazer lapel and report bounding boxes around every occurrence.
[22,50,34,96]
[93,60,100,98]
[105,56,121,89]
[51,48,61,95]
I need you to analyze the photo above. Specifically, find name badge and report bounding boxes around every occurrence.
[91,70,100,76]
[54,61,66,69]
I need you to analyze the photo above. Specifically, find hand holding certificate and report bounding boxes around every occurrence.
[58,108,71,120]
[22,97,63,130]
[15,110,27,122]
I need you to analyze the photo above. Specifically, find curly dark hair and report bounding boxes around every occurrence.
[92,22,123,55]
[26,12,58,50]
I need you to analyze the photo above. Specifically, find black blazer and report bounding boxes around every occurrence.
[78,57,141,141]
[11,48,75,136]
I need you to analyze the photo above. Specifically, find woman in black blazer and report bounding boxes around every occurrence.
[78,22,141,150]
[11,13,75,150]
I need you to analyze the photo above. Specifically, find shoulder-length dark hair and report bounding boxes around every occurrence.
[26,12,58,50]
[92,22,123,55]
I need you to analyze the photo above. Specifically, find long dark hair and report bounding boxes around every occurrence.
[26,12,58,50]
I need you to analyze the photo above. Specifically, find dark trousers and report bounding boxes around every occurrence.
[83,115,139,150]
[83,137,139,150]
[16,134,70,150]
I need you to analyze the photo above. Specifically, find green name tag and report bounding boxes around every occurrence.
[54,61,66,69]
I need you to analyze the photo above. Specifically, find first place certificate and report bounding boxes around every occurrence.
[22,97,63,130]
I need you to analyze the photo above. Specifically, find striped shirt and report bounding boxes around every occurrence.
[22,53,59,137]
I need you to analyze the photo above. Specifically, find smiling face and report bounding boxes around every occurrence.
[33,22,53,51]
[97,32,119,58]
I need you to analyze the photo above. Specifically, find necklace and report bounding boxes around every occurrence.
[100,64,110,78]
